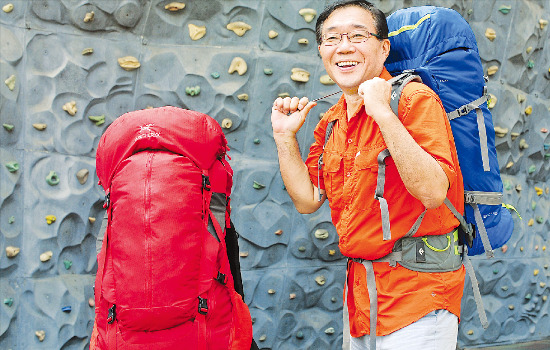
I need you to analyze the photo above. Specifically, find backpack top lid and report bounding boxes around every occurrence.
[385,6,479,73]
[96,106,228,190]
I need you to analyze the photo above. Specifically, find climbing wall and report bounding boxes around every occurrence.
[0,0,548,349]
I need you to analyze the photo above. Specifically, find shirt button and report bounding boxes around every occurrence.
[346,172,351,177]
[348,139,353,143]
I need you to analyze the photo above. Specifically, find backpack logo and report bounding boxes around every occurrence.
[391,91,397,100]
[135,123,160,141]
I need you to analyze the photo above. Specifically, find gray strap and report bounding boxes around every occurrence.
[375,149,392,241]
[472,203,495,258]
[342,266,351,350]
[447,94,487,121]
[464,191,503,205]
[476,107,490,171]
[444,197,471,236]
[361,261,378,350]
[388,72,422,116]
[463,247,489,329]
[404,208,427,238]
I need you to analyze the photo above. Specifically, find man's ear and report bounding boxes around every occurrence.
[382,39,391,59]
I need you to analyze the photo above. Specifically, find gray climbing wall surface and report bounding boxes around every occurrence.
[0,0,548,349]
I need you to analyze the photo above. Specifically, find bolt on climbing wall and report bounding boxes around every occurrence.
[0,0,548,349]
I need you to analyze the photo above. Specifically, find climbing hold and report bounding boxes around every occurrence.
[88,115,105,126]
[188,23,206,40]
[88,298,95,307]
[63,101,77,116]
[515,184,522,192]
[8,216,15,224]
[76,169,89,185]
[35,330,46,342]
[237,93,249,101]
[298,38,309,45]
[228,57,247,75]
[4,74,16,91]
[508,305,515,310]
[536,216,544,224]
[239,251,248,257]
[3,298,13,307]
[520,246,524,252]
[527,165,536,174]
[89,217,96,224]
[534,269,539,276]
[61,306,72,313]
[253,138,260,144]
[296,330,304,339]
[259,335,267,342]
[528,218,534,226]
[83,11,94,22]
[299,8,317,23]
[63,260,72,269]
[501,245,508,253]
[485,28,496,41]
[525,293,532,300]
[3,124,14,131]
[274,229,283,235]
[467,330,474,335]
[493,269,499,275]
[506,161,514,168]
[498,5,511,14]
[331,297,337,302]
[5,161,19,173]
[289,293,296,299]
[2,3,13,13]
[517,94,526,103]
[541,282,547,288]
[487,65,499,75]
[526,60,534,69]
[6,246,20,258]
[226,21,251,36]
[493,126,508,137]
[520,139,529,150]
[32,123,47,131]
[524,106,532,115]
[315,275,326,286]
[501,286,508,291]
[329,249,336,256]
[210,71,220,79]
[544,296,548,302]
[165,2,185,11]
[510,132,520,141]
[46,171,60,186]
[278,92,290,98]
[526,46,533,54]
[45,215,56,225]
[298,246,306,252]
[185,86,201,96]
[82,48,93,55]
[252,181,265,189]
[40,251,53,262]
[541,128,548,133]
[268,289,276,294]
[118,56,140,71]
[487,93,497,108]
[263,68,273,75]
[540,19,548,29]
[221,118,232,129]
[291,68,310,82]
[320,75,336,85]
[268,30,278,39]
[314,228,329,240]
[325,327,335,335]
[544,246,547,251]
[535,187,543,196]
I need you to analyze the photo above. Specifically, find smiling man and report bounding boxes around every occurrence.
[270,1,465,350]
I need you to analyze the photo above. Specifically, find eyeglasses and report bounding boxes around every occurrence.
[321,30,382,46]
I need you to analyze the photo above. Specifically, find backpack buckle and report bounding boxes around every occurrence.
[202,175,211,191]
[458,105,471,117]
[215,271,227,285]
[198,297,208,315]
[107,304,116,324]
[103,193,110,209]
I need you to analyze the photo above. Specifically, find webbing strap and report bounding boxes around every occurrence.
[342,261,351,350]
[465,191,503,205]
[463,247,489,329]
[404,208,427,238]
[361,261,378,350]
[375,149,392,240]
[472,203,495,258]
[444,197,471,236]
[388,73,422,116]
[447,95,490,171]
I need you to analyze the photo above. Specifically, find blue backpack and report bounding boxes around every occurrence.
[384,6,514,258]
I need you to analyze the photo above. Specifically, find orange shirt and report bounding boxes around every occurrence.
[305,68,465,336]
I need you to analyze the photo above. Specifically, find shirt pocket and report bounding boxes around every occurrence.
[352,149,384,210]
[322,152,343,203]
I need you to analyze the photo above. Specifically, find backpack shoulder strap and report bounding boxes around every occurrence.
[388,71,422,116]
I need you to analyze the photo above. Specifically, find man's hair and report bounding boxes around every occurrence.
[315,0,389,45]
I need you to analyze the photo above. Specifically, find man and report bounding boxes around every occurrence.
[270,1,465,349]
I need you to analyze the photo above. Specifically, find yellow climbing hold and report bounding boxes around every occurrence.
[299,8,317,23]
[485,28,496,41]
[487,93,497,108]
[506,161,514,168]
[118,56,140,71]
[290,68,310,82]
[4,75,16,91]
[320,75,335,85]
[165,2,185,11]
[40,251,53,262]
[45,215,56,225]
[2,3,14,13]
[188,24,206,40]
[494,126,508,137]
[535,186,543,196]
[487,65,499,75]
[525,106,532,115]
[534,269,539,276]
[83,11,94,23]
[540,19,548,29]
[226,21,251,36]
[528,218,534,226]
[63,101,77,116]
[268,30,278,39]
[228,57,247,75]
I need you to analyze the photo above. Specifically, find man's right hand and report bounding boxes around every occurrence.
[271,96,316,136]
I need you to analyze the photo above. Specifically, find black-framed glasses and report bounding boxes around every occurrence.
[322,30,382,46]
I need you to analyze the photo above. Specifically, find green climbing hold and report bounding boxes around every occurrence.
[498,5,511,14]
[3,124,14,131]
[264,68,273,75]
[493,269,499,274]
[528,165,536,174]
[296,331,304,339]
[253,181,265,189]
[525,293,532,300]
[253,138,260,144]
[63,260,72,270]
[211,72,220,79]
[467,9,473,15]
[536,216,544,224]
[526,60,534,69]
[88,115,105,126]
[5,161,19,173]
[532,201,537,210]
[501,286,508,291]
[46,171,60,186]
[8,216,15,224]
[298,246,306,252]
[545,153,550,159]
[3,298,13,307]
[185,86,201,96]
[331,297,337,302]
[325,327,335,335]
[503,180,512,191]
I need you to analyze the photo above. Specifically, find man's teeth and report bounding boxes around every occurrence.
[337,61,358,67]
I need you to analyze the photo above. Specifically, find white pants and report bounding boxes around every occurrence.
[350,310,458,350]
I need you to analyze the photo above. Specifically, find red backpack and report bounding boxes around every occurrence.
[90,106,253,350]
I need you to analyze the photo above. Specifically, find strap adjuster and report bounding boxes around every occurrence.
[103,193,110,209]
[215,271,227,285]
[198,297,208,315]
[202,175,211,191]
[107,304,116,324]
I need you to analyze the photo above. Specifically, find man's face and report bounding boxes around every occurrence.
[318,6,390,95]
